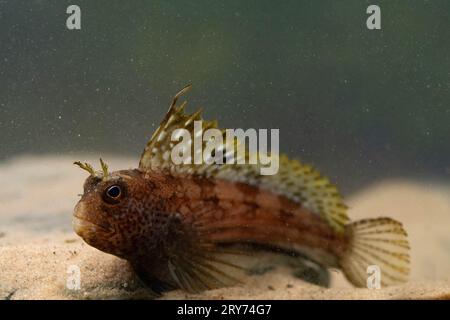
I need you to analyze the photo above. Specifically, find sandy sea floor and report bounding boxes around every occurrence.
[1,155,450,300]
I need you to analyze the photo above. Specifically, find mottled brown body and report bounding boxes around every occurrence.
[167,173,348,258]
[74,168,348,290]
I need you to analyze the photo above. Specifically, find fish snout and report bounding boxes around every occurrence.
[73,200,90,222]
[73,201,90,236]
[72,200,112,236]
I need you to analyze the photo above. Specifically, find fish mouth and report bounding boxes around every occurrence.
[72,215,112,236]
[73,201,112,235]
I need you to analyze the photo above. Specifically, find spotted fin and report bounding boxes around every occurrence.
[139,85,349,232]
[340,218,410,287]
[139,84,230,175]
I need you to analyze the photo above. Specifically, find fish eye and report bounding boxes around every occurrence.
[106,185,121,199]
[102,184,126,204]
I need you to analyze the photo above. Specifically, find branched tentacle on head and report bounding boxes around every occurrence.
[74,158,110,181]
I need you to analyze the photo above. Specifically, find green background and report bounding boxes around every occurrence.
[0,1,449,193]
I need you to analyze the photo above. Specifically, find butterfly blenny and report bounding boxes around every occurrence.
[73,85,410,294]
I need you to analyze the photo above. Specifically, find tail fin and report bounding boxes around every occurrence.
[339,218,410,288]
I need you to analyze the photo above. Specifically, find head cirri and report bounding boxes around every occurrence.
[73,159,146,258]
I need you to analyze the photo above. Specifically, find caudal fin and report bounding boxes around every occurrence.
[339,218,410,288]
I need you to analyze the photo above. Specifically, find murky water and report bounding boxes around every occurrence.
[0,1,449,300]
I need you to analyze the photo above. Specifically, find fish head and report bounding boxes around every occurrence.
[73,162,148,258]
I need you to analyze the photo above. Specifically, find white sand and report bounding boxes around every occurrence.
[1,155,450,299]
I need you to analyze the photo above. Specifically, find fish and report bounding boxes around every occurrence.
[73,85,410,294]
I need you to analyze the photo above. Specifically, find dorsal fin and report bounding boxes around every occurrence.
[139,86,349,232]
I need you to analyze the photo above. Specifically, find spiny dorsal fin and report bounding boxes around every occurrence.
[139,84,232,174]
[139,86,349,232]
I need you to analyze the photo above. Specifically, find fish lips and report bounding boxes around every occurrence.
[72,202,113,237]
[72,215,112,236]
